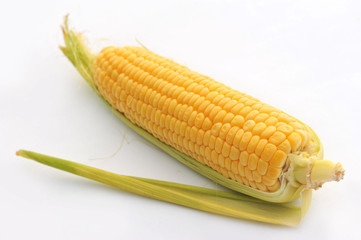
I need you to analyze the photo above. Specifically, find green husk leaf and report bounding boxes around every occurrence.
[16,149,311,226]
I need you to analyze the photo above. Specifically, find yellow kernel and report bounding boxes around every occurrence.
[278,113,292,123]
[214,110,227,123]
[206,91,219,101]
[247,136,260,153]
[231,161,239,175]
[296,129,309,148]
[288,132,302,151]
[183,106,193,121]
[203,131,211,145]
[266,167,282,179]
[219,123,231,139]
[262,175,277,186]
[246,110,259,120]
[264,116,278,125]
[275,122,286,128]
[252,103,263,110]
[198,99,211,112]
[188,94,199,106]
[177,105,187,119]
[194,113,205,128]
[211,150,218,164]
[239,132,253,151]
[226,127,239,145]
[187,111,197,126]
[255,139,268,156]
[190,126,198,142]
[278,139,291,154]
[180,122,187,136]
[248,153,259,171]
[193,85,205,94]
[205,147,211,161]
[196,129,205,145]
[173,104,182,116]
[260,126,277,139]
[267,181,281,192]
[257,159,269,175]
[289,121,304,130]
[231,115,245,127]
[261,143,277,162]
[199,145,205,156]
[177,91,188,103]
[240,151,249,166]
[211,123,222,136]
[259,105,276,114]
[209,135,217,149]
[215,137,224,154]
[217,97,230,107]
[184,126,191,139]
[269,131,287,145]
[222,142,231,157]
[201,117,212,131]
[218,154,225,168]
[224,158,231,171]
[229,146,240,160]
[270,150,287,168]
[239,106,252,116]
[223,100,238,111]
[233,129,245,146]
[243,120,256,131]
[277,124,294,135]
[252,122,267,135]
[230,103,245,115]
[255,182,268,192]
[209,106,222,120]
[168,99,177,115]
[204,103,216,116]
[222,112,235,124]
[254,113,269,123]
[212,94,225,105]
[170,117,177,131]
[238,164,245,177]
[245,168,253,181]
[245,99,256,106]
[242,177,249,186]
[252,171,262,183]
[193,96,205,109]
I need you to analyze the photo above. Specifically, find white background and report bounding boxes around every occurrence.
[1,0,361,239]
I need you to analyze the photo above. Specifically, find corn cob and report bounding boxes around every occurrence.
[16,17,345,225]
[92,44,344,196]
[58,16,343,202]
[86,38,344,202]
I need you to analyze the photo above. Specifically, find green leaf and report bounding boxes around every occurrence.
[16,150,312,226]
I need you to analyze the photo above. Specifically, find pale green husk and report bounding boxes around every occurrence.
[16,16,319,226]
[16,149,311,226]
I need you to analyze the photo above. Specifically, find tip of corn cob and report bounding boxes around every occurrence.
[309,160,345,189]
[285,153,344,191]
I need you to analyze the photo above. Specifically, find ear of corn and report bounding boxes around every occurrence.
[17,16,344,226]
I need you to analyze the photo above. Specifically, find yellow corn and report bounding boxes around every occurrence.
[57,16,344,204]
[15,17,346,226]
[92,45,339,193]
